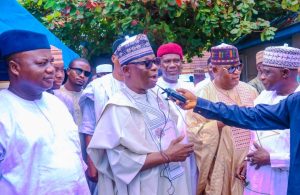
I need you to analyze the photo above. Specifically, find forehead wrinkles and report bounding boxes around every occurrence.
[261,65,280,72]
[162,53,180,59]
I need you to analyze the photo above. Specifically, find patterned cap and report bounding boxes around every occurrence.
[210,43,240,66]
[50,45,64,66]
[114,34,154,66]
[263,44,300,69]
[256,50,264,65]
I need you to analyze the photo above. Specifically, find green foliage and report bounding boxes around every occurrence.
[19,0,298,59]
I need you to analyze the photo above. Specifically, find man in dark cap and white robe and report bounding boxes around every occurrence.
[0,30,89,194]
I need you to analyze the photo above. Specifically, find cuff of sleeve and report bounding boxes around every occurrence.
[193,98,211,114]
[270,152,290,168]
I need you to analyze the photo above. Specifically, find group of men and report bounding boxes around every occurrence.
[0,28,299,195]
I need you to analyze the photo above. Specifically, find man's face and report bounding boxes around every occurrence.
[12,49,55,92]
[213,64,242,89]
[52,62,64,89]
[124,56,159,93]
[260,65,283,91]
[67,60,91,88]
[160,53,182,83]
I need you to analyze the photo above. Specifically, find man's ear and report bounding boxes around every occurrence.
[211,65,219,73]
[121,65,130,77]
[66,68,71,76]
[8,60,21,77]
[281,68,290,79]
[111,55,116,63]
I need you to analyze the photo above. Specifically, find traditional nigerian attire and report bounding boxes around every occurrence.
[0,89,89,194]
[155,77,197,195]
[193,91,300,195]
[156,77,194,136]
[244,86,300,195]
[88,87,193,195]
[51,89,76,120]
[58,85,83,126]
[79,74,124,194]
[244,44,300,195]
[79,73,124,136]
[157,42,183,59]
[248,76,265,94]
[186,81,257,195]
[194,77,212,94]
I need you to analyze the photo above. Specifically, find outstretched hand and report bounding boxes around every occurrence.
[175,88,198,110]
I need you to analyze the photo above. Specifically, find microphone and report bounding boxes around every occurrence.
[156,85,187,103]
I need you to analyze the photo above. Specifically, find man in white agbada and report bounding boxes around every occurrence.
[88,34,194,195]
[79,38,125,193]
[156,43,194,134]
[156,42,197,195]
[240,45,300,195]
[0,30,89,194]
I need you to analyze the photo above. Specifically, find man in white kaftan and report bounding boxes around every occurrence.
[0,90,89,194]
[88,87,193,195]
[244,45,300,195]
[0,29,89,195]
[79,38,125,194]
[156,42,194,135]
[80,69,124,136]
[88,34,194,195]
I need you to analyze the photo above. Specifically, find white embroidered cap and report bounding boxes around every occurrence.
[263,44,300,69]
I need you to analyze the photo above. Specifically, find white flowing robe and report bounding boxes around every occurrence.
[156,77,197,195]
[88,87,193,195]
[0,89,89,195]
[79,73,124,136]
[245,86,300,195]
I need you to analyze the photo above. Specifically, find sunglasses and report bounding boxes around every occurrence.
[128,57,161,69]
[223,64,243,74]
[69,67,91,77]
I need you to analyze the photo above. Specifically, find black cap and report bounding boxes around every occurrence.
[112,37,126,54]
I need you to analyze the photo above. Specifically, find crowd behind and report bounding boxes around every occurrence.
[0,29,300,195]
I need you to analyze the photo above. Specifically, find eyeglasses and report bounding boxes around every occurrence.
[128,57,161,69]
[223,64,243,74]
[69,67,91,77]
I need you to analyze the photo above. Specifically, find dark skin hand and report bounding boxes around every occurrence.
[236,161,247,181]
[85,135,98,182]
[247,142,271,170]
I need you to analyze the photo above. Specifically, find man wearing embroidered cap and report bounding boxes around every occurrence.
[186,43,257,195]
[248,51,265,93]
[0,30,89,194]
[176,45,300,195]
[88,34,194,195]
[242,44,300,195]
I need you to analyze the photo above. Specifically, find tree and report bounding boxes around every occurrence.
[19,0,299,59]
